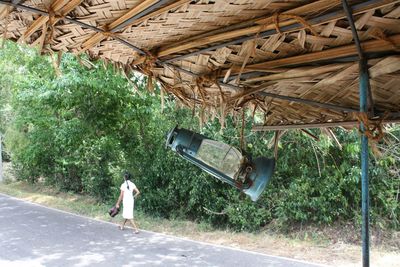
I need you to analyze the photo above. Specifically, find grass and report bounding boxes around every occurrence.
[0,164,399,267]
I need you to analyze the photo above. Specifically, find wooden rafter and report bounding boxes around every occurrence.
[133,0,342,64]
[19,0,83,42]
[244,63,352,83]
[252,119,400,131]
[0,4,9,19]
[1,1,149,56]
[175,0,339,46]
[133,0,397,65]
[76,0,189,54]
[0,0,22,19]
[221,34,400,77]
[113,0,192,31]
[1,0,399,130]
[76,0,158,54]
[160,0,343,56]
[108,0,159,30]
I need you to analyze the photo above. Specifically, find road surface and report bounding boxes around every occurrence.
[0,193,324,267]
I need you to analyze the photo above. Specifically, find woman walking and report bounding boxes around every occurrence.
[116,172,140,233]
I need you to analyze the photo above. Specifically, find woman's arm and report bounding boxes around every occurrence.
[116,190,124,208]
[133,187,140,198]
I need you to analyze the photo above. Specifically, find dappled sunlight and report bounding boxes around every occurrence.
[0,194,321,266]
[67,253,106,267]
[0,252,64,267]
[0,259,45,267]
[26,195,56,204]
[1,192,398,266]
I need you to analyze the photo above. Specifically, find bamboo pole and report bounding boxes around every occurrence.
[0,1,149,55]
[77,0,191,54]
[257,91,358,113]
[149,0,397,64]
[252,119,400,131]
[77,0,186,55]
[113,0,191,31]
[77,0,160,54]
[222,34,400,77]
[19,0,83,42]
[134,0,347,64]
[108,0,160,30]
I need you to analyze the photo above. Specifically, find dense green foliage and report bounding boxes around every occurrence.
[0,42,399,231]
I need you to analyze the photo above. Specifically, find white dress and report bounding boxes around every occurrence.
[120,180,137,219]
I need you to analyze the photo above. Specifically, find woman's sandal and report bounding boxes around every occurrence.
[134,230,139,234]
[119,226,125,230]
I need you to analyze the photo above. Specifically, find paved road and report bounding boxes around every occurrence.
[0,193,324,267]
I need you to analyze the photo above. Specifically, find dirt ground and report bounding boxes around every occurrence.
[147,218,399,267]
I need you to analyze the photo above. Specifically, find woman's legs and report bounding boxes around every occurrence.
[129,219,139,233]
[119,219,128,230]
[119,218,138,233]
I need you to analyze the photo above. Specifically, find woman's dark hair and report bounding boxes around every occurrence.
[124,172,131,189]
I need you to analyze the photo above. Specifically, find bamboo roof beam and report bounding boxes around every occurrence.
[252,119,400,131]
[19,0,83,42]
[0,0,207,87]
[170,0,340,46]
[244,63,353,83]
[166,0,398,63]
[107,0,161,30]
[74,0,192,55]
[0,4,9,19]
[134,0,343,64]
[132,0,397,65]
[222,34,400,77]
[255,0,342,25]
[1,1,148,55]
[161,0,343,56]
[77,0,160,54]
[225,81,357,113]
[0,0,23,19]
[112,0,192,32]
[76,0,191,55]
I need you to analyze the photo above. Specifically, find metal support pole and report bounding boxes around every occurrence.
[359,59,370,267]
[342,1,370,266]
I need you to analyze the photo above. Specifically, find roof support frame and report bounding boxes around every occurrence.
[252,118,400,131]
[2,0,398,127]
[77,0,160,54]
[222,35,400,77]
[257,91,358,113]
[19,0,83,42]
[0,0,148,55]
[162,0,397,63]
[76,0,192,54]
[111,0,190,32]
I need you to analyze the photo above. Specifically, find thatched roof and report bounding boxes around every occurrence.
[1,0,399,130]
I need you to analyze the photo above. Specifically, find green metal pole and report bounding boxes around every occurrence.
[342,1,370,266]
[359,59,370,267]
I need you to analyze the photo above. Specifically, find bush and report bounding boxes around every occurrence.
[1,42,399,231]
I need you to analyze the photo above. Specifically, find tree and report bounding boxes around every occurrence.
[1,41,398,231]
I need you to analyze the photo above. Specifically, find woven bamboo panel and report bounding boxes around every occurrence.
[1,0,399,128]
